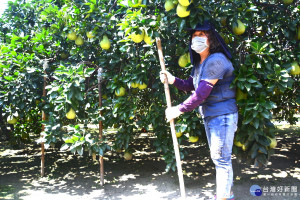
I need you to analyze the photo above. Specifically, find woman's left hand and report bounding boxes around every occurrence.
[165,106,183,122]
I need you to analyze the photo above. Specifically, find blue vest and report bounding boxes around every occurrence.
[191,53,238,118]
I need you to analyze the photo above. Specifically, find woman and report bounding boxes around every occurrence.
[160,21,238,200]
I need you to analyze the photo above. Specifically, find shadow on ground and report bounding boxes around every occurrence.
[0,125,299,200]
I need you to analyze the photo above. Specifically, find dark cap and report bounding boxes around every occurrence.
[187,20,216,32]
[188,20,232,65]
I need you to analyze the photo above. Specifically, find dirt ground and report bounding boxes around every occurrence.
[0,124,299,200]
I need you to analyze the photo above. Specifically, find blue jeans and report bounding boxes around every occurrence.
[203,112,238,199]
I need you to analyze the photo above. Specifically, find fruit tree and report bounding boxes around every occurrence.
[0,0,299,171]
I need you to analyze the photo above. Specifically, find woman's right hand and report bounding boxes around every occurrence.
[160,70,175,84]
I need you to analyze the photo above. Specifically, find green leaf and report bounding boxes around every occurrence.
[260,110,270,119]
[258,146,267,154]
[75,125,80,129]
[253,118,260,129]
[180,124,187,133]
[85,68,95,75]
[264,101,276,109]
[66,90,73,100]
[257,136,269,146]
[253,104,259,111]
[253,110,258,118]
[65,138,74,143]
[244,82,251,91]
[77,146,83,155]
[251,143,259,159]
[243,116,253,125]
[99,148,104,156]
[70,147,77,154]
[179,19,186,32]
[73,136,79,142]
[75,91,83,101]
[165,163,172,172]
[4,76,13,81]
[261,43,269,51]
[247,76,258,83]
[60,143,70,151]
[256,62,261,69]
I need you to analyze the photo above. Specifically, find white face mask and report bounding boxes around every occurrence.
[191,36,209,53]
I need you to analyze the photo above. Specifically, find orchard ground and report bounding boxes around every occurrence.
[0,121,299,200]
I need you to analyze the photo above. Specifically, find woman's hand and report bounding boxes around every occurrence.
[160,70,175,84]
[165,106,183,122]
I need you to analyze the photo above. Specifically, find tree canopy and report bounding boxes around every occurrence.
[0,0,299,170]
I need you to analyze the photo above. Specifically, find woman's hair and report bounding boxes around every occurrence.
[204,30,224,54]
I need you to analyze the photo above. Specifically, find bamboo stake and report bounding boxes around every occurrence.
[155,38,186,199]
[41,60,48,177]
[98,68,104,186]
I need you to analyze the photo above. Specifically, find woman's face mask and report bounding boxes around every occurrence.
[191,36,209,53]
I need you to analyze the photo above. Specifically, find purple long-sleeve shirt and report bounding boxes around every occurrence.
[173,77,213,113]
[173,76,195,92]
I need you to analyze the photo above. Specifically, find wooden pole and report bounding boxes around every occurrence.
[156,38,186,199]
[98,68,104,186]
[41,60,48,177]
